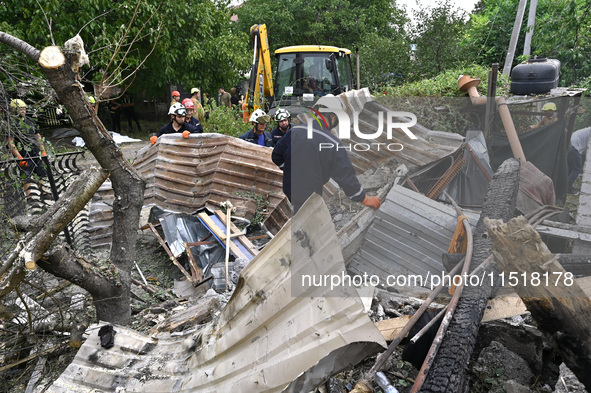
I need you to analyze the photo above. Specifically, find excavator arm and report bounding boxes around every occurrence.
[244,24,274,120]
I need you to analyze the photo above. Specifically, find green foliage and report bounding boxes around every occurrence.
[0,0,250,100]
[202,101,251,137]
[232,0,408,53]
[412,1,469,79]
[460,0,525,68]
[383,64,510,97]
[461,0,591,87]
[358,32,412,92]
[530,0,591,86]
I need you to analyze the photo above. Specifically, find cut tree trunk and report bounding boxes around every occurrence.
[0,32,146,325]
[418,158,521,393]
[485,216,591,391]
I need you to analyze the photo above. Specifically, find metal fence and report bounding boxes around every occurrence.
[0,151,90,250]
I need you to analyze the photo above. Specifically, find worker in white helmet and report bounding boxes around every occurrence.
[239,109,273,147]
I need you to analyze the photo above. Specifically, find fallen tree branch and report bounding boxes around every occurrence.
[0,168,109,301]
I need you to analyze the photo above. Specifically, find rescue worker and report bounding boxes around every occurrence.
[567,126,591,195]
[181,98,204,133]
[530,102,558,130]
[121,91,142,133]
[190,87,205,121]
[170,90,181,107]
[87,95,96,111]
[270,108,291,146]
[272,95,381,213]
[150,103,199,145]
[7,99,48,197]
[239,109,273,147]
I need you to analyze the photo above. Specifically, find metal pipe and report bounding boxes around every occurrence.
[459,75,526,163]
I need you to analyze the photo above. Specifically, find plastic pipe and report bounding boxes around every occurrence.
[458,75,526,163]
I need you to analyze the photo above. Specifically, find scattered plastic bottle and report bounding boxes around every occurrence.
[375,371,399,393]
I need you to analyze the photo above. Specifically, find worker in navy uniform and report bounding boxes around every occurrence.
[239,109,273,147]
[270,108,291,146]
[150,103,199,145]
[272,95,381,213]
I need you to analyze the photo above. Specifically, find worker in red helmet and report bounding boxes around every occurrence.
[170,90,181,107]
[181,98,203,133]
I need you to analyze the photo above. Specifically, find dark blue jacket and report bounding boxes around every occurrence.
[157,121,199,137]
[187,116,204,133]
[270,125,290,146]
[239,128,273,147]
[272,123,365,212]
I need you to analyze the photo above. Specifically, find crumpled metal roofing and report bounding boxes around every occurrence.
[87,133,291,247]
[48,194,386,392]
[348,185,479,283]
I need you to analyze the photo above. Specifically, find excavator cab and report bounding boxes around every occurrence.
[243,24,355,121]
[272,46,354,110]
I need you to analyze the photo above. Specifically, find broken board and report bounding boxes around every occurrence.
[197,211,259,261]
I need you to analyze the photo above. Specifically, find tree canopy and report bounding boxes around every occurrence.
[0,0,250,99]
[232,0,408,54]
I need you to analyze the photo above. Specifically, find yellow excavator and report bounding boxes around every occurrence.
[243,24,355,120]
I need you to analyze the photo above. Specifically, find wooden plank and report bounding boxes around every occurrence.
[481,293,527,323]
[148,223,195,284]
[184,242,203,282]
[375,315,412,341]
[215,210,259,257]
[197,212,248,260]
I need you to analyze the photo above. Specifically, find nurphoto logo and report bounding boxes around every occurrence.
[305,95,419,152]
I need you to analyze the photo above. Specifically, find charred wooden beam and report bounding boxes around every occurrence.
[485,216,591,391]
[418,158,521,393]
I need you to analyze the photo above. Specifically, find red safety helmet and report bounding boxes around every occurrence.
[181,98,194,109]
[171,90,180,97]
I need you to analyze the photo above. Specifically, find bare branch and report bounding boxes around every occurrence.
[77,8,118,37]
[0,32,40,62]
[34,0,55,46]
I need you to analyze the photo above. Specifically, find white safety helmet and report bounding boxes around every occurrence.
[274,108,291,121]
[168,102,187,116]
[249,108,271,124]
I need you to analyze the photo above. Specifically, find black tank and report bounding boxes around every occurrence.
[510,57,561,95]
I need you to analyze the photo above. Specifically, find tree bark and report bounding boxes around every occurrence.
[0,31,146,325]
[485,216,591,391]
[2,169,108,300]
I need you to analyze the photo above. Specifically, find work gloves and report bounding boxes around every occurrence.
[362,195,381,210]
[150,135,158,145]
[17,156,27,168]
[182,130,190,139]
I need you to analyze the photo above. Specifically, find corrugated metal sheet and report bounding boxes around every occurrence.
[88,134,291,247]
[48,194,386,393]
[347,185,479,285]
